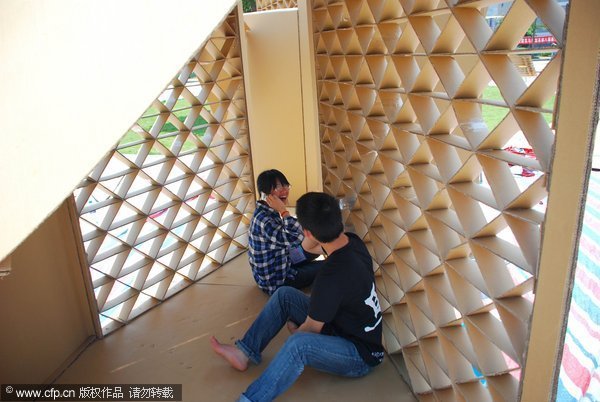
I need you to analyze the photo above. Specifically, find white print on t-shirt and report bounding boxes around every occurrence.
[364,283,382,332]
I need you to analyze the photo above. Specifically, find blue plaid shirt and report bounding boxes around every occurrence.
[248,201,304,295]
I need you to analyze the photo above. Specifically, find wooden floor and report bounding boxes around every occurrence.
[57,254,416,402]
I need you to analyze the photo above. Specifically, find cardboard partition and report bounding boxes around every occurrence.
[451,7,493,52]
[408,16,441,53]
[512,109,554,172]
[403,346,433,394]
[480,54,527,106]
[437,333,480,383]
[495,298,532,364]
[419,339,453,389]
[454,382,493,402]
[432,14,465,54]
[462,317,516,376]
[392,250,423,292]
[515,51,561,109]
[470,242,532,298]
[381,267,405,304]
[406,292,437,339]
[393,127,431,163]
[485,0,535,51]
[383,315,403,353]
[486,373,520,402]
[407,167,449,210]
[438,324,479,369]
[423,277,462,326]
[425,214,468,260]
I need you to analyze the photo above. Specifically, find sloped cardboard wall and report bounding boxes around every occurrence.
[0,0,237,262]
[74,8,255,335]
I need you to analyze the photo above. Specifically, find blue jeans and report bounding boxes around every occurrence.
[235,287,372,402]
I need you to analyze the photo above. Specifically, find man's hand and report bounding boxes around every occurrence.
[297,316,324,334]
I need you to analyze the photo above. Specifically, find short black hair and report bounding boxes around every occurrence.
[296,192,343,243]
[256,169,290,195]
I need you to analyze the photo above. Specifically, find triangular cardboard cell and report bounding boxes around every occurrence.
[391,250,421,292]
[425,214,469,260]
[221,58,243,80]
[313,7,333,32]
[328,3,349,29]
[405,291,437,339]
[400,0,442,15]
[338,82,362,110]
[382,316,403,353]
[465,312,519,364]
[370,228,393,264]
[481,54,527,105]
[502,213,541,270]
[407,166,449,210]
[462,317,518,376]
[429,56,465,98]
[476,154,523,210]
[422,277,462,327]
[515,51,561,110]
[346,55,374,84]
[163,273,193,299]
[316,55,334,81]
[452,7,493,52]
[330,56,353,82]
[193,256,221,281]
[495,297,532,364]
[455,60,492,99]
[409,94,440,134]
[432,14,465,54]
[315,32,329,54]
[512,109,554,172]
[438,324,479,369]
[391,304,419,348]
[526,0,566,44]
[420,339,453,389]
[321,29,343,55]
[346,0,376,26]
[409,15,442,54]
[506,174,547,210]
[337,29,362,54]
[486,373,520,402]
[379,21,403,53]
[485,0,535,51]
[436,333,480,383]
[428,137,474,183]
[408,231,443,276]
[452,382,493,402]
[444,263,493,316]
[430,98,457,134]
[471,233,533,276]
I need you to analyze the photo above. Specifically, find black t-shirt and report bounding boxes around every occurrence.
[309,233,384,366]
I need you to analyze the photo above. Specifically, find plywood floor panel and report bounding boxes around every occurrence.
[58,255,416,401]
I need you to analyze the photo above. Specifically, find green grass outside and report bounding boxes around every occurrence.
[118,99,208,155]
[482,85,555,130]
[117,85,555,156]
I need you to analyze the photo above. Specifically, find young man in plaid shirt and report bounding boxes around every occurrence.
[248,169,324,295]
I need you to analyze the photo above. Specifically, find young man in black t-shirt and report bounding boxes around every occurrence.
[210,192,384,402]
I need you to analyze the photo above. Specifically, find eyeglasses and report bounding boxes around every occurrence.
[273,184,291,191]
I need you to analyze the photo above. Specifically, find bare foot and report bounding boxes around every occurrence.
[286,321,299,334]
[210,336,249,371]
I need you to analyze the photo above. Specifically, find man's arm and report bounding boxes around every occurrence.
[294,316,324,334]
[301,236,323,255]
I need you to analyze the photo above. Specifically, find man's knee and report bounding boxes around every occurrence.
[282,332,314,361]
[272,286,298,302]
